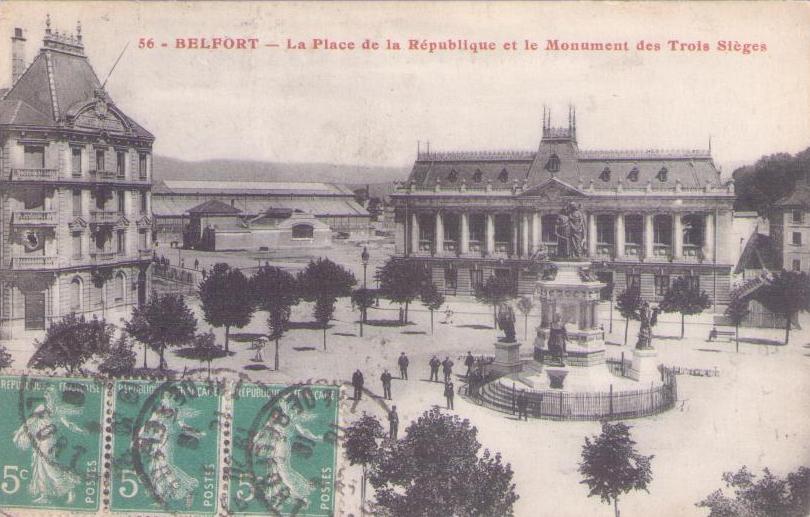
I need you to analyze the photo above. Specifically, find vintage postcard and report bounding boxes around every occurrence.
[0,1,808,516]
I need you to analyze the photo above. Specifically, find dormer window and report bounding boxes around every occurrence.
[447,169,458,183]
[498,168,509,183]
[473,169,483,182]
[599,166,611,182]
[546,154,560,173]
[628,166,639,182]
[656,166,668,182]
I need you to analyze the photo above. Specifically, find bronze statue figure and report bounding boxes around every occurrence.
[497,303,517,343]
[554,202,586,259]
[635,302,654,350]
[547,313,567,365]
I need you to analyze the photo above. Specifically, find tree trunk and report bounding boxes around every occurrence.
[624,317,629,345]
[360,464,367,516]
[493,305,497,329]
[207,360,212,378]
[159,344,165,371]
[785,314,791,345]
[614,497,620,517]
[430,310,434,334]
[735,323,740,353]
[524,315,529,341]
[143,342,148,369]
[609,299,614,333]
[404,301,409,323]
[275,338,280,371]
[323,327,327,350]
[225,325,230,352]
[681,313,685,339]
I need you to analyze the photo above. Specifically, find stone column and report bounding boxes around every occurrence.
[485,213,495,256]
[511,215,519,256]
[615,213,625,258]
[521,213,530,257]
[434,211,444,256]
[532,212,541,254]
[704,212,715,261]
[588,213,598,257]
[460,212,469,255]
[673,213,683,259]
[411,212,420,254]
[644,213,654,259]
[51,277,60,324]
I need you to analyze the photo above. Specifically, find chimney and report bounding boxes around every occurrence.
[11,27,26,86]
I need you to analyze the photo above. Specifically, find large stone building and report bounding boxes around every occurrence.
[0,20,154,340]
[391,108,736,307]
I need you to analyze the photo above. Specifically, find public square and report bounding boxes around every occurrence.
[6,242,808,516]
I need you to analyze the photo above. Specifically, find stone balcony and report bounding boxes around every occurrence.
[138,249,153,260]
[89,210,120,225]
[13,210,57,226]
[91,251,119,263]
[12,255,57,269]
[9,168,58,181]
[89,169,121,181]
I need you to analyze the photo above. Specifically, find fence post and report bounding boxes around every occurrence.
[511,382,516,415]
[621,352,625,377]
[609,384,613,418]
[559,392,563,419]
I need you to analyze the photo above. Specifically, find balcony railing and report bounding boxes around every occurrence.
[653,244,671,257]
[494,241,510,254]
[443,240,458,253]
[682,244,703,259]
[418,239,432,252]
[13,210,57,226]
[624,243,642,257]
[595,243,614,257]
[89,169,118,180]
[9,168,57,181]
[12,255,57,269]
[91,251,119,263]
[543,242,559,257]
[89,210,120,225]
[468,240,482,253]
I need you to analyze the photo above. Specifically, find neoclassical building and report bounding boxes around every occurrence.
[391,108,735,307]
[0,20,154,340]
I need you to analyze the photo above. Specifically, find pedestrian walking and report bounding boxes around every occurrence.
[398,352,409,380]
[202,269,207,280]
[194,258,199,270]
[388,406,399,440]
[443,306,454,324]
[464,351,475,378]
[351,369,364,401]
[517,390,529,421]
[380,369,392,400]
[444,381,455,410]
[429,355,441,382]
[442,356,454,383]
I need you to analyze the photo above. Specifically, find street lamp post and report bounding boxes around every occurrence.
[361,247,370,337]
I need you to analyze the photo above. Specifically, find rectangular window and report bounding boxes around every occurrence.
[95,149,105,172]
[139,154,148,178]
[793,259,801,271]
[792,232,802,246]
[71,147,82,176]
[654,274,670,296]
[117,191,125,214]
[117,230,125,254]
[139,230,148,250]
[72,232,82,259]
[626,273,641,291]
[792,209,803,224]
[624,215,643,244]
[653,215,672,245]
[72,190,82,217]
[140,192,147,214]
[116,151,126,177]
[23,146,45,168]
[596,215,614,244]
[541,215,558,242]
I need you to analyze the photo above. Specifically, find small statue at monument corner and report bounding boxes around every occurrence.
[635,301,655,350]
[497,303,517,343]
[547,313,568,365]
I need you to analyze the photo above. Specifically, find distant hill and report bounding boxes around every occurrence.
[153,155,411,187]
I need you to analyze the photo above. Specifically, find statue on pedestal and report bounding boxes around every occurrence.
[497,303,517,343]
[635,302,655,350]
[547,313,567,365]
[554,202,586,259]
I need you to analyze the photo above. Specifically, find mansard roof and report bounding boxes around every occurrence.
[187,199,243,215]
[0,32,153,140]
[406,141,720,190]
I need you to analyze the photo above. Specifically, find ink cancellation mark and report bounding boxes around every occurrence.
[109,379,222,514]
[0,375,103,512]
[228,383,339,516]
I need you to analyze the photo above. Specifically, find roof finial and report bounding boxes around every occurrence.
[45,14,51,34]
[417,140,421,156]
[708,134,712,154]
[76,20,82,42]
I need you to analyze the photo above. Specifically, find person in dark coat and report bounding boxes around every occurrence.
[351,369,364,400]
[516,390,529,421]
[444,381,455,410]
[388,405,399,440]
[380,369,392,400]
[398,352,409,380]
[464,351,475,378]
[442,357,454,383]
[429,356,441,382]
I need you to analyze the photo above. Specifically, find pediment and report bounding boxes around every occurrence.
[68,217,88,230]
[115,216,130,228]
[136,216,152,228]
[66,98,130,133]
[519,177,587,200]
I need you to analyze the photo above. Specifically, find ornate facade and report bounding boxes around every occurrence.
[0,20,154,340]
[391,108,735,307]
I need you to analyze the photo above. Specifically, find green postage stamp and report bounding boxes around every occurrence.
[0,375,103,512]
[228,383,340,516]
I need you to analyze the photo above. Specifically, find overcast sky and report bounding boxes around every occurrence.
[1,2,809,176]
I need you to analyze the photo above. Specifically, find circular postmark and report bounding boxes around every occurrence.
[13,374,104,511]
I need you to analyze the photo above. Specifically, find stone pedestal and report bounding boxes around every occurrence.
[546,369,568,389]
[493,341,523,374]
[628,348,659,381]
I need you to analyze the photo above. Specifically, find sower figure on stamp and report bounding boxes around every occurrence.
[352,369,364,400]
[429,355,441,382]
[388,405,399,440]
[380,369,393,400]
[442,356,454,383]
[398,352,409,380]
[444,381,455,410]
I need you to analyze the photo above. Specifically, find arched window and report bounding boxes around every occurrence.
[546,154,560,172]
[627,166,639,182]
[114,272,126,302]
[70,277,83,313]
[292,224,314,239]
[447,169,458,183]
[472,169,483,183]
[498,168,509,183]
[657,166,668,182]
[599,166,611,182]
